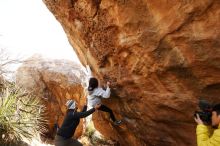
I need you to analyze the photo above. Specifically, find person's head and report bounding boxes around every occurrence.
[66,99,77,110]
[88,77,98,91]
[211,104,220,127]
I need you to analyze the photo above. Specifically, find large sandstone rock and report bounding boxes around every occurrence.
[43,0,220,146]
[16,55,86,139]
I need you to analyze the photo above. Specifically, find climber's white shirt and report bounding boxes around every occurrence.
[87,87,111,107]
[84,64,111,107]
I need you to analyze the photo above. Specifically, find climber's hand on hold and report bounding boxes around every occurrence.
[107,82,110,87]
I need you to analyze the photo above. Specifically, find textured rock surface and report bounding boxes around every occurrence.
[16,55,86,139]
[43,0,220,145]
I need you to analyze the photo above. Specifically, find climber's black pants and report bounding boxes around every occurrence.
[98,104,116,122]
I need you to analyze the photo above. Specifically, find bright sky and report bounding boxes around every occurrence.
[0,0,80,63]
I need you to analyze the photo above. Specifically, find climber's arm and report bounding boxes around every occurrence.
[74,108,95,118]
[95,87,111,98]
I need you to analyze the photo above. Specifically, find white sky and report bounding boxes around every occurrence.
[0,0,80,63]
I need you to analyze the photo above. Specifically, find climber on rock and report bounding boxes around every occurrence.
[84,65,122,126]
[55,99,101,146]
[195,103,220,146]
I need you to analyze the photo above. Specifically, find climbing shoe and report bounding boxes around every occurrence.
[114,120,122,126]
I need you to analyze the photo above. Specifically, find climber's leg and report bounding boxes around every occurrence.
[98,104,116,122]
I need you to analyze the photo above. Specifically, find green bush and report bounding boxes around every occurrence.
[84,121,96,138]
[0,84,46,145]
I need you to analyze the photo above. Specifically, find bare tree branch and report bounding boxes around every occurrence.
[0,48,24,80]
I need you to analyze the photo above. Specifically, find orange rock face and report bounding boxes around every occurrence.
[43,0,220,145]
[16,55,86,139]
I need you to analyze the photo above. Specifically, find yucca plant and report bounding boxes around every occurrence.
[0,83,47,145]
